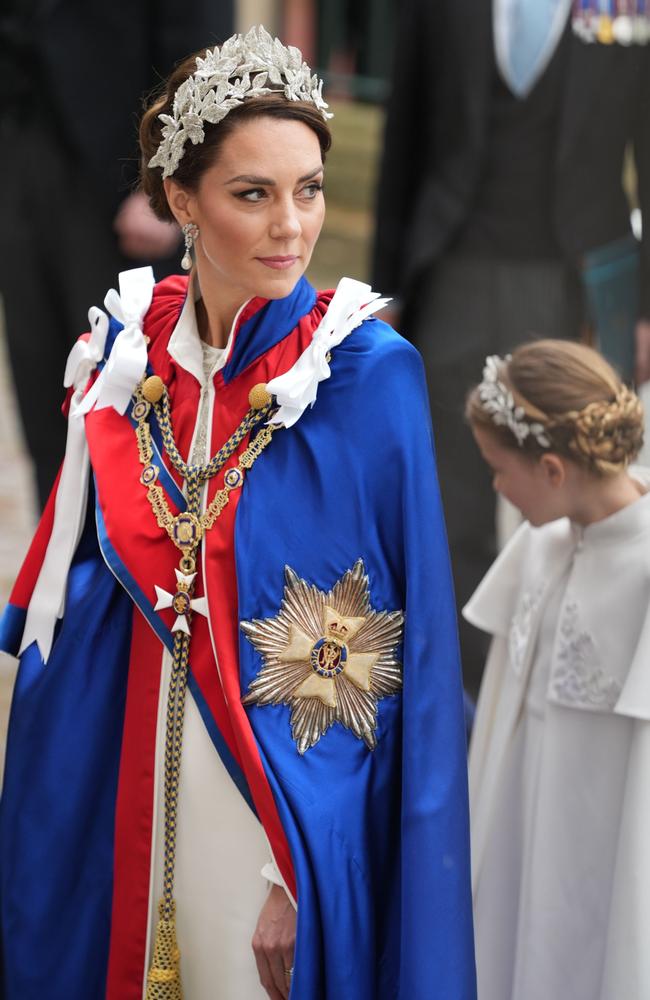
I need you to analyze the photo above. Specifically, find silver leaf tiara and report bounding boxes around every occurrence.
[479,355,551,449]
[148,25,333,179]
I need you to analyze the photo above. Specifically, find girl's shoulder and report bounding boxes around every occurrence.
[463,519,574,637]
[493,517,574,578]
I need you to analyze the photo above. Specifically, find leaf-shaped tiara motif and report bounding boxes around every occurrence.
[479,355,551,449]
[148,26,333,179]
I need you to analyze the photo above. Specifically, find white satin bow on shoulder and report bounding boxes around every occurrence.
[20,267,154,662]
[267,277,390,428]
[63,306,110,391]
[77,267,154,415]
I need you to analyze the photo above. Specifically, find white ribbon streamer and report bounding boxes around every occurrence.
[78,266,154,415]
[20,267,155,661]
[20,382,92,661]
[267,277,390,428]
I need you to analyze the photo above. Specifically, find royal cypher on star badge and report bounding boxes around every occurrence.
[241,560,404,753]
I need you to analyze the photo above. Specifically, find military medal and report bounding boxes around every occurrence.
[613,0,634,42]
[598,0,616,43]
[573,0,599,41]
[573,0,650,42]
[636,0,650,41]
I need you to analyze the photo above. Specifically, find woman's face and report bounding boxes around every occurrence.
[169,116,325,304]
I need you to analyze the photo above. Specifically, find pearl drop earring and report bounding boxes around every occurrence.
[181,222,199,270]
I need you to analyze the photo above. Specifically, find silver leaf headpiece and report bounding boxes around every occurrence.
[148,25,333,179]
[479,354,551,449]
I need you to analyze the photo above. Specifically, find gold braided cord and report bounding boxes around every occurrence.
[146,631,188,998]
[161,631,190,912]
[153,385,271,484]
[132,380,281,999]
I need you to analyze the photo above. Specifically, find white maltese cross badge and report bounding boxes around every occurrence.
[153,570,208,635]
[241,560,404,753]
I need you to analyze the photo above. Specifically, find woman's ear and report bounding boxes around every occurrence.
[539,453,566,489]
[163,178,195,227]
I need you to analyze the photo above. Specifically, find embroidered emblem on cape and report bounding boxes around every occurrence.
[549,600,622,711]
[241,560,404,753]
[508,584,545,677]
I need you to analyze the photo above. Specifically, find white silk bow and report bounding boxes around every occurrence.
[78,267,154,415]
[20,267,155,661]
[267,277,390,428]
[63,307,110,390]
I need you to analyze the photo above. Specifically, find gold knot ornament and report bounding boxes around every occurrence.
[241,560,404,753]
[143,375,166,403]
[248,383,272,410]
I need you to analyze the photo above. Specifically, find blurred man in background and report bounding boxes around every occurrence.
[0,0,233,506]
[373,0,650,699]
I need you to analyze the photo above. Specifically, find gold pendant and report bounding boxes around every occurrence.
[171,512,203,551]
[241,560,404,753]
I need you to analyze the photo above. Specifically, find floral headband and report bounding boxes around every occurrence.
[478,355,551,449]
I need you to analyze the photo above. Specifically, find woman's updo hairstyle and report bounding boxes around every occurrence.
[466,339,644,476]
[139,48,333,223]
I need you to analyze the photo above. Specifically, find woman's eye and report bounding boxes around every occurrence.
[237,188,266,202]
[302,182,323,199]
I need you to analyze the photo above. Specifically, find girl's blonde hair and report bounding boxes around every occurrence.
[466,339,644,476]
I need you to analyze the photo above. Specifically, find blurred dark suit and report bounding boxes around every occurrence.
[373,0,650,697]
[0,0,233,504]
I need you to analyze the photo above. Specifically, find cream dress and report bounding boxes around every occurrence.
[466,483,650,1000]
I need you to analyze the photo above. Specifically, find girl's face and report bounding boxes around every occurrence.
[472,425,569,527]
[167,116,325,304]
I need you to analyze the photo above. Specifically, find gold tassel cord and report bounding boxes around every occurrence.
[146,901,183,1000]
[131,381,281,995]
[146,630,190,1000]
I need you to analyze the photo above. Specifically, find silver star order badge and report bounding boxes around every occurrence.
[241,560,404,753]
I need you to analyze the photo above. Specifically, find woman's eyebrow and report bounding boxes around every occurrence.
[225,167,324,186]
